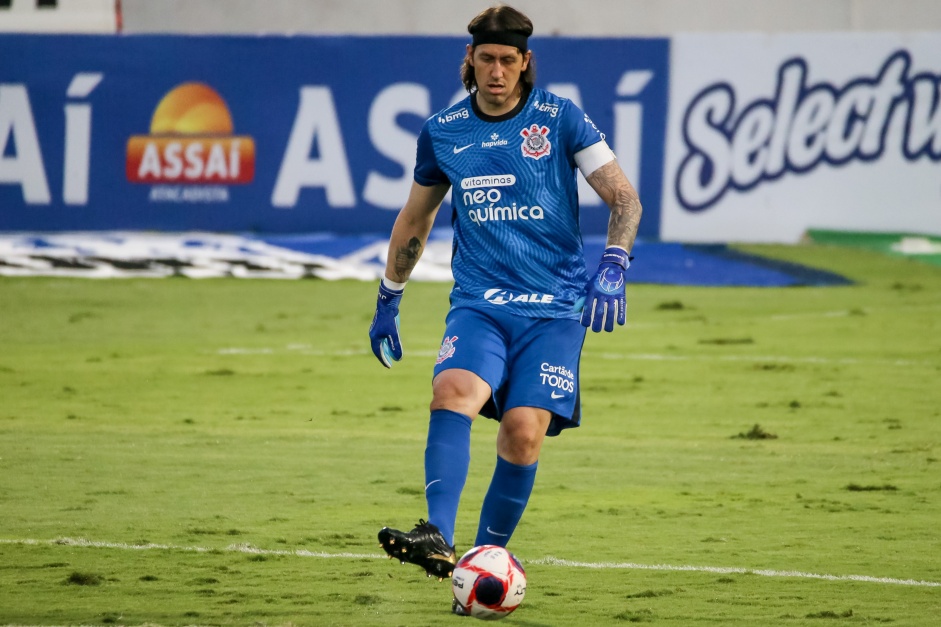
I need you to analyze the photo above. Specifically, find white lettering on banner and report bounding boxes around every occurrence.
[272,86,355,207]
[613,71,653,197]
[0,85,51,203]
[363,83,429,208]
[545,82,600,206]
[270,74,651,211]
[546,76,644,205]
[64,73,103,205]
[136,141,242,182]
[148,185,229,203]
[676,51,941,211]
[907,76,941,159]
[139,143,166,178]
[0,73,102,206]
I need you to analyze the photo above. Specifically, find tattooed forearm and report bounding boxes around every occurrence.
[586,160,643,252]
[390,237,424,282]
[607,190,642,251]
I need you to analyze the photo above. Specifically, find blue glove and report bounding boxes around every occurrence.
[580,246,630,333]
[369,280,404,368]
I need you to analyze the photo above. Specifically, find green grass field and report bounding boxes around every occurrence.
[1,243,939,626]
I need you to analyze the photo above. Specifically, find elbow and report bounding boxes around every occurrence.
[614,185,641,217]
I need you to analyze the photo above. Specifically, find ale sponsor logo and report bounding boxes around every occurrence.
[484,289,554,305]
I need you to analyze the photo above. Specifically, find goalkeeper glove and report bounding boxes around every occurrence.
[580,246,630,333]
[369,279,405,368]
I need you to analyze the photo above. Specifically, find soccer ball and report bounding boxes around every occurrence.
[451,545,526,620]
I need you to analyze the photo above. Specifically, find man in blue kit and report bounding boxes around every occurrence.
[369,4,642,582]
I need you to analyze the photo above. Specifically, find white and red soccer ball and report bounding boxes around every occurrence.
[451,545,527,620]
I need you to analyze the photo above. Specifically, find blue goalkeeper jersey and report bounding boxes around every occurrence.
[415,87,605,320]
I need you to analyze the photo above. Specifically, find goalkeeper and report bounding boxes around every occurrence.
[369,4,642,582]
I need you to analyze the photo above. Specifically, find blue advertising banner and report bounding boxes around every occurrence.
[0,34,668,235]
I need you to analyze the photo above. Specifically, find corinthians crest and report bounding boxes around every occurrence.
[519,124,551,160]
[436,335,458,364]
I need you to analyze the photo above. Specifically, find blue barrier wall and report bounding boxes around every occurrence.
[0,34,668,235]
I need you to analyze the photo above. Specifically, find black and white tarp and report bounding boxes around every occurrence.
[0,231,851,286]
[0,232,454,281]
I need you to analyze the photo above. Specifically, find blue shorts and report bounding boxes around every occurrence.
[433,305,586,436]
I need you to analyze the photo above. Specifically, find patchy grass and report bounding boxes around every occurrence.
[845,483,899,492]
[1,243,940,625]
[65,572,104,586]
[732,424,778,440]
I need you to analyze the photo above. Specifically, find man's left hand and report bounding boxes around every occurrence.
[580,246,630,333]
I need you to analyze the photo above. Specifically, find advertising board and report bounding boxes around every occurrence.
[0,34,668,236]
[662,33,941,242]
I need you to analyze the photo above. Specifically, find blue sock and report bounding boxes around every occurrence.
[424,409,473,547]
[475,456,538,547]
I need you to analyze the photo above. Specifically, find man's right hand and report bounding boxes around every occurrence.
[368,281,405,368]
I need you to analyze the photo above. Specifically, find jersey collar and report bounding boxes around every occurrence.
[471,86,532,123]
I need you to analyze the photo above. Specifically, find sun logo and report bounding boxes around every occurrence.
[126,83,255,185]
[519,124,551,160]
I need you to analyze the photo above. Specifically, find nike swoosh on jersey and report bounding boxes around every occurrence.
[453,144,474,154]
[551,391,565,399]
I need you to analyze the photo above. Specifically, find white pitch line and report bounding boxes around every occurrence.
[0,537,376,560]
[214,346,934,367]
[2,537,938,588]
[590,352,933,367]
[529,556,941,588]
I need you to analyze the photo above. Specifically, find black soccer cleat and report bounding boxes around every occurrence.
[378,519,457,581]
[452,597,470,617]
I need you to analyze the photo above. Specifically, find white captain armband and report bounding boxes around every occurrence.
[574,140,617,178]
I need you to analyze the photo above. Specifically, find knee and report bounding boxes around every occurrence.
[497,416,547,465]
[498,438,541,466]
[430,370,490,415]
[430,376,472,411]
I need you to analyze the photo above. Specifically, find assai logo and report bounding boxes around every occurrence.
[520,124,551,160]
[126,83,255,201]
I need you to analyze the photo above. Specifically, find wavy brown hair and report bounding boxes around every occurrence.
[461,4,536,94]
